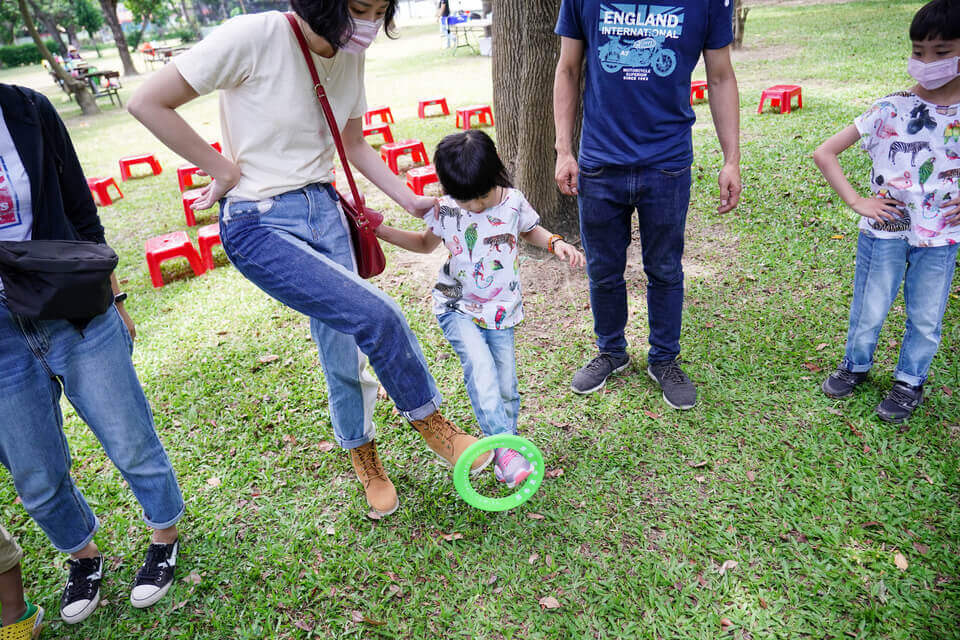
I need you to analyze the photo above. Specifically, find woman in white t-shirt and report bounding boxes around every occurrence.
[128,0,492,518]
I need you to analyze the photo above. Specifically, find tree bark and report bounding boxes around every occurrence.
[98,0,139,75]
[27,0,67,54]
[492,0,581,239]
[732,0,749,49]
[17,0,100,115]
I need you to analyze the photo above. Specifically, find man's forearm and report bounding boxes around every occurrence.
[553,65,581,155]
[708,75,741,166]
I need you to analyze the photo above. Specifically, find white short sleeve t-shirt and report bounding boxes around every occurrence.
[0,111,32,242]
[854,92,960,247]
[174,11,368,202]
[425,189,540,329]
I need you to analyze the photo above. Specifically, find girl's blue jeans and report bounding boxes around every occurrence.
[0,300,184,554]
[219,183,442,449]
[842,233,958,386]
[437,311,519,437]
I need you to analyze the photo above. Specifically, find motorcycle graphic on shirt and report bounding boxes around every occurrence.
[0,160,20,228]
[597,4,683,79]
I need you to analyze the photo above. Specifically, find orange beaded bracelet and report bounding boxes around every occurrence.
[547,234,564,254]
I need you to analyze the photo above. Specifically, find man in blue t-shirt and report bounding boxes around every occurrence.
[554,0,741,409]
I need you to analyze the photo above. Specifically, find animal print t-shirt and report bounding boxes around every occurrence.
[425,189,540,329]
[854,92,960,246]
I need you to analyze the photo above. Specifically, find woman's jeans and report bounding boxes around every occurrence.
[437,311,519,437]
[842,233,958,386]
[0,300,184,554]
[219,183,441,449]
[577,164,691,364]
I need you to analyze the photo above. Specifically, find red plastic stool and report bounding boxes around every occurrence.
[210,141,222,153]
[757,84,802,114]
[363,123,394,145]
[456,105,494,130]
[177,163,208,192]
[418,97,449,118]
[181,188,206,226]
[86,176,123,206]
[690,80,708,104]
[364,106,394,126]
[144,231,205,288]
[119,153,162,180]
[379,139,429,174]
[406,165,439,195]
[197,223,222,271]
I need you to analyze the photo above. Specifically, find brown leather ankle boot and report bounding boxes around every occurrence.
[410,411,493,475]
[350,441,398,516]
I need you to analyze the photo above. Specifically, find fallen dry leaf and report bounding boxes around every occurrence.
[941,385,952,397]
[815,342,828,351]
[759,597,768,609]
[294,620,314,632]
[545,468,565,479]
[538,596,561,610]
[386,584,401,599]
[894,552,909,571]
[317,441,335,452]
[527,512,545,520]
[746,470,756,482]
[206,477,221,487]
[718,560,738,575]
[720,617,733,630]
[257,354,280,364]
[487,574,498,586]
[98,599,110,608]
[696,573,707,587]
[694,475,706,483]
[183,570,201,585]
[643,410,661,419]
[830,234,844,239]
[325,525,335,535]
[528,552,540,565]
[282,434,297,444]
[350,610,364,624]
[171,600,188,612]
[862,444,871,454]
[912,542,929,555]
[439,532,463,542]
[688,460,709,468]
[803,362,822,372]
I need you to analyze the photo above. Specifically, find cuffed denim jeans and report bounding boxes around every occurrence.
[219,183,442,449]
[842,233,958,386]
[437,311,519,437]
[577,163,691,363]
[0,299,184,554]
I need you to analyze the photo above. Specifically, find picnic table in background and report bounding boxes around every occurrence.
[442,15,492,55]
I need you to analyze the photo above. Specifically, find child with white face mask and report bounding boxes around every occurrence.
[812,0,960,424]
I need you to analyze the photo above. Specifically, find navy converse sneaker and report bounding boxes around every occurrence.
[61,555,102,624]
[130,540,179,609]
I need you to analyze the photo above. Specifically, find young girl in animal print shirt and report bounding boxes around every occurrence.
[377,130,584,487]
[813,0,960,423]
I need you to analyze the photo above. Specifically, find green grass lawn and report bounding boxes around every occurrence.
[2,2,958,638]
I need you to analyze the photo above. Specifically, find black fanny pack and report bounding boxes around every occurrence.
[0,240,118,321]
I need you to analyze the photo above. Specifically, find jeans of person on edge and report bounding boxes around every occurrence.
[841,233,958,387]
[437,311,519,437]
[576,163,691,364]
[0,299,184,554]
[218,183,442,449]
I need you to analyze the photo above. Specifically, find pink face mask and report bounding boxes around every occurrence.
[908,56,960,90]
[340,18,383,54]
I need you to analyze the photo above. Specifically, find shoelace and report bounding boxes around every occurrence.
[136,545,170,583]
[63,558,99,601]
[833,368,862,385]
[585,354,619,373]
[355,445,387,482]
[656,361,689,385]
[887,383,920,408]
[420,414,457,441]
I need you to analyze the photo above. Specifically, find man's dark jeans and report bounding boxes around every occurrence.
[577,163,691,364]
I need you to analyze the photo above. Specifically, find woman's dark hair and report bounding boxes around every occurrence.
[290,0,399,50]
[433,130,513,201]
[910,0,960,41]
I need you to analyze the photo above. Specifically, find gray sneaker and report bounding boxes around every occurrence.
[571,353,631,394]
[647,359,697,410]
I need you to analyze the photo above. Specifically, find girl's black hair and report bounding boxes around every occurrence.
[910,0,960,41]
[433,130,513,201]
[290,0,399,51]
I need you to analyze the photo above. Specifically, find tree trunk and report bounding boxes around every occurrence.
[219,0,229,20]
[65,24,81,48]
[135,13,152,46]
[492,0,580,239]
[732,0,749,49]
[17,0,100,115]
[27,0,67,54]
[236,0,246,14]
[98,0,138,75]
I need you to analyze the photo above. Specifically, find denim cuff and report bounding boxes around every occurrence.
[841,358,872,374]
[144,504,185,531]
[400,394,443,422]
[893,370,925,387]
[338,433,375,450]
[57,516,100,555]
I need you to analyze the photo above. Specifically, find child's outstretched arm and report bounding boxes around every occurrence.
[812,125,905,225]
[375,224,444,254]
[519,226,586,267]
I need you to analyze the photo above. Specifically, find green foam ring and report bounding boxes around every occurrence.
[453,434,544,511]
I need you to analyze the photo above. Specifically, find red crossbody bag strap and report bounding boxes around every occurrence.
[285,12,368,228]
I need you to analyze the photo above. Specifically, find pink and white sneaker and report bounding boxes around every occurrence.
[493,447,534,489]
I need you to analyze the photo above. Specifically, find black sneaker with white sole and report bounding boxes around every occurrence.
[60,555,102,624]
[647,359,697,410]
[876,381,923,424]
[570,353,631,394]
[130,539,179,609]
